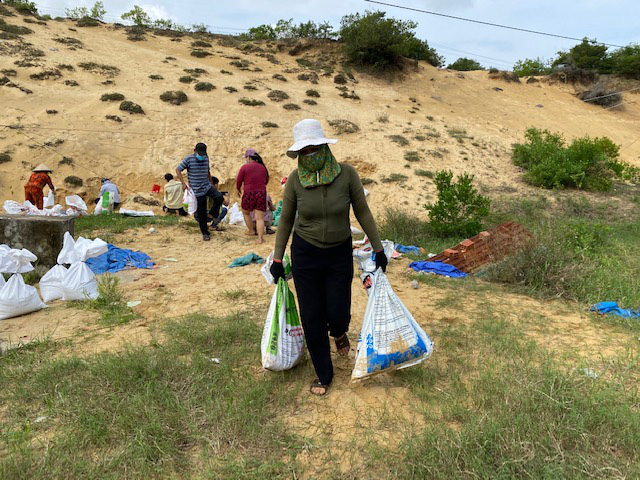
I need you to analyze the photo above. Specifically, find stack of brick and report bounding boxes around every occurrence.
[429,221,532,273]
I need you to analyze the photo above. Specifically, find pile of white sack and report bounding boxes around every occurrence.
[3,194,88,217]
[0,233,108,320]
[0,245,46,320]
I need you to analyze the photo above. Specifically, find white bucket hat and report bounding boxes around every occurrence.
[286,119,337,158]
[32,163,52,172]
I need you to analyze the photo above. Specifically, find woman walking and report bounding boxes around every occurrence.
[236,148,269,243]
[270,119,388,396]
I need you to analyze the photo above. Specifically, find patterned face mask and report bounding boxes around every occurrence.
[298,151,326,172]
[297,144,341,188]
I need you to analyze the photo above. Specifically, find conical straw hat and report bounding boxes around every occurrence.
[32,163,52,172]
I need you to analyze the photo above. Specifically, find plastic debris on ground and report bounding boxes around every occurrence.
[353,239,396,290]
[0,246,46,320]
[126,300,141,308]
[352,269,433,380]
[228,253,263,268]
[85,244,154,274]
[591,302,640,319]
[225,202,246,226]
[395,244,424,255]
[261,252,293,285]
[119,208,154,217]
[581,368,599,379]
[409,260,468,278]
[411,280,419,289]
[261,278,304,371]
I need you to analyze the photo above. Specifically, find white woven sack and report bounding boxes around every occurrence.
[352,270,433,380]
[0,274,46,320]
[39,264,68,302]
[62,262,99,301]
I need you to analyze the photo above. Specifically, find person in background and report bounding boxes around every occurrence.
[94,178,121,209]
[270,119,388,396]
[236,148,269,244]
[176,142,223,241]
[211,176,230,224]
[162,173,187,216]
[251,193,276,234]
[24,163,55,210]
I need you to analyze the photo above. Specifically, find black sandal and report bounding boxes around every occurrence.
[310,379,330,396]
[335,334,350,357]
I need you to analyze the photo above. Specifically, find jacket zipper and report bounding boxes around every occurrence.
[322,185,327,243]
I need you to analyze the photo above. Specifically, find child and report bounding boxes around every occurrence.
[251,193,275,234]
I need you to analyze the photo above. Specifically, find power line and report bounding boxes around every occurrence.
[364,0,625,48]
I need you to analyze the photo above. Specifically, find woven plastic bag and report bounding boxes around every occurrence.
[39,264,68,302]
[0,274,46,320]
[352,270,433,380]
[261,279,304,371]
[44,190,55,208]
[57,232,108,301]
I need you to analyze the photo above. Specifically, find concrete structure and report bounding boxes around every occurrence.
[0,215,75,272]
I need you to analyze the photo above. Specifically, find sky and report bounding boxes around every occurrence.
[34,0,640,68]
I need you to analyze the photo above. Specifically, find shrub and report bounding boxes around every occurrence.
[0,152,11,164]
[513,57,552,77]
[230,59,250,70]
[267,90,289,102]
[100,92,125,101]
[191,40,211,48]
[553,38,611,72]
[262,121,278,128]
[283,103,300,110]
[78,62,120,76]
[46,109,58,114]
[361,178,375,186]
[64,175,83,187]
[404,151,420,162]
[5,0,38,15]
[179,75,194,83]
[447,57,485,71]
[424,170,490,237]
[148,74,163,80]
[106,115,122,122]
[608,44,640,76]
[184,68,207,76]
[238,98,264,106]
[194,82,214,92]
[1,68,16,76]
[382,173,408,183]
[334,73,347,84]
[57,64,75,71]
[303,99,317,105]
[64,79,79,86]
[306,89,320,97]
[121,5,150,26]
[66,2,105,21]
[0,19,33,38]
[272,73,286,82]
[191,49,211,58]
[58,156,73,165]
[222,86,238,93]
[339,11,442,70]
[29,69,62,80]
[339,90,360,100]
[119,100,144,114]
[297,72,318,83]
[243,84,257,91]
[389,135,409,146]
[328,119,359,134]
[53,37,84,48]
[512,128,623,191]
[160,90,188,105]
[76,16,100,27]
[220,69,233,75]
[415,169,433,177]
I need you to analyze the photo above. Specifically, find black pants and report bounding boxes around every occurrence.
[163,205,188,216]
[195,186,223,235]
[291,233,353,385]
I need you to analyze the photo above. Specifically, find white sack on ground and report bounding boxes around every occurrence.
[62,262,99,300]
[227,202,246,226]
[0,245,38,274]
[57,232,108,264]
[44,190,55,208]
[0,274,46,320]
[39,264,68,302]
[65,195,88,216]
[0,273,5,287]
[352,270,433,381]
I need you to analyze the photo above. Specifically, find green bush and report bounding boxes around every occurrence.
[191,40,211,48]
[179,75,194,83]
[4,0,38,15]
[194,82,214,92]
[100,92,124,102]
[608,44,640,77]
[119,100,144,114]
[513,57,552,77]
[339,10,442,70]
[159,90,188,105]
[512,128,622,191]
[306,89,320,97]
[553,38,611,72]
[424,170,490,237]
[447,57,484,71]
[190,49,211,58]
[120,5,150,26]
[64,175,83,187]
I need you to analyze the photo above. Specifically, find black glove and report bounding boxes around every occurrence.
[270,261,286,283]
[375,251,388,272]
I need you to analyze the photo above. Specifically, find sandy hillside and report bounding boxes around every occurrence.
[1,11,639,214]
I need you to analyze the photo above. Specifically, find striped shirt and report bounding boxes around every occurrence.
[177,154,211,197]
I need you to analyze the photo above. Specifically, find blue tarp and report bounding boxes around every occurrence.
[591,301,640,319]
[86,244,154,274]
[395,244,422,255]
[408,260,468,278]
[228,253,264,268]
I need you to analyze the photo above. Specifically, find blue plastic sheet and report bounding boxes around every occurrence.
[591,301,640,319]
[85,244,154,274]
[408,260,467,278]
[395,244,421,255]
[228,253,264,268]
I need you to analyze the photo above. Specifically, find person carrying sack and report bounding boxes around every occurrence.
[270,119,388,396]
[24,163,55,210]
[176,142,224,241]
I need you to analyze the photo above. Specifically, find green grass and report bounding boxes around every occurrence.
[76,274,137,326]
[0,312,302,479]
[392,317,640,478]
[414,169,433,178]
[74,213,181,237]
[404,151,420,162]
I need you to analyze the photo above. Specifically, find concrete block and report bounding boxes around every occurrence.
[0,215,75,272]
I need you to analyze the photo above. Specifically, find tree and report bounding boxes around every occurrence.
[553,38,611,72]
[121,5,151,27]
[447,57,484,71]
[608,44,640,77]
[89,1,105,21]
[513,57,552,76]
[405,37,444,67]
[66,1,105,20]
[245,24,276,40]
[339,10,442,70]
